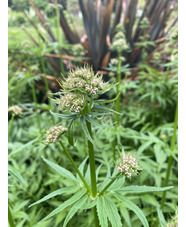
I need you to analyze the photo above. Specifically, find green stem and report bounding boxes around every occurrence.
[99,173,120,196]
[161,101,178,209]
[8,114,15,137]
[55,0,65,75]
[112,51,122,162]
[8,204,15,227]
[59,141,91,194]
[86,120,97,198]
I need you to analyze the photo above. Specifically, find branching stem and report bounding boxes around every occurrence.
[59,140,91,194]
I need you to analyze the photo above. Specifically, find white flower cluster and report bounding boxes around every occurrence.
[8,105,22,115]
[58,93,85,113]
[112,38,128,51]
[45,126,67,144]
[62,67,107,95]
[117,153,139,178]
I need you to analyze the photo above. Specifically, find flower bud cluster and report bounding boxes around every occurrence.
[139,17,150,29]
[72,44,84,57]
[62,67,107,95]
[57,93,85,113]
[45,126,67,144]
[8,105,22,116]
[117,153,139,178]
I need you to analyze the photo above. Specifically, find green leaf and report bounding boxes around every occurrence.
[80,116,96,147]
[50,110,79,119]
[8,136,40,160]
[29,185,79,208]
[67,118,76,146]
[109,177,125,191]
[63,194,88,227]
[136,141,154,156]
[76,157,88,181]
[97,196,108,227]
[42,157,77,182]
[8,165,28,187]
[116,185,173,193]
[85,115,102,127]
[114,193,149,227]
[104,196,122,227]
[157,207,167,227]
[94,92,120,104]
[39,189,86,223]
[119,205,131,227]
[83,198,97,210]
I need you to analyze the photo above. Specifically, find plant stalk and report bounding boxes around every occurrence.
[86,120,98,198]
[112,51,122,162]
[99,172,120,196]
[8,114,15,137]
[59,140,91,194]
[161,101,178,209]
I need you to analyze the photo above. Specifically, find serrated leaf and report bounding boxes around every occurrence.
[63,194,88,227]
[104,196,122,227]
[114,192,149,227]
[116,185,173,193]
[42,157,77,182]
[97,196,108,227]
[29,185,79,208]
[39,189,86,223]
[8,165,28,187]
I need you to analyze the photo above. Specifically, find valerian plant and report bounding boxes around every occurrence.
[29,66,173,227]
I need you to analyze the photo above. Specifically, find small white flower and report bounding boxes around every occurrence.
[45,126,67,144]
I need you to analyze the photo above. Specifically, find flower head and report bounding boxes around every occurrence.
[45,125,67,144]
[8,105,22,116]
[57,93,85,113]
[117,153,140,178]
[61,67,107,95]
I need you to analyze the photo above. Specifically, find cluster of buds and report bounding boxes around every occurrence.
[8,105,22,116]
[167,215,178,227]
[72,44,84,57]
[56,67,107,113]
[45,126,67,144]
[57,93,85,113]
[117,153,139,178]
[139,17,150,29]
[110,56,126,66]
[110,24,129,52]
[62,67,107,95]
